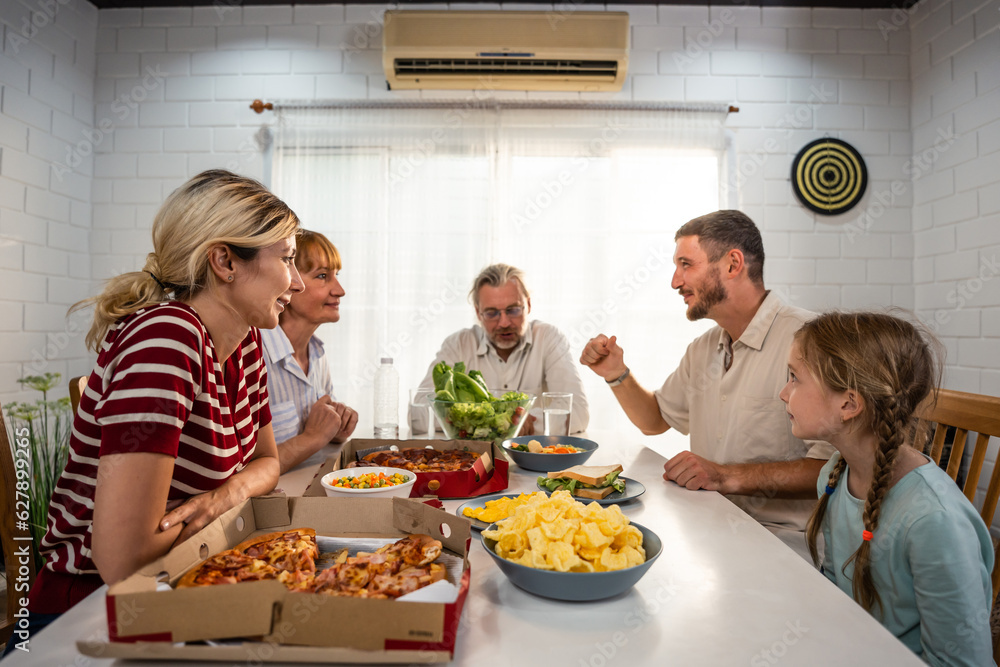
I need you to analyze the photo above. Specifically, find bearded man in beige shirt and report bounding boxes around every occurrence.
[580,210,834,558]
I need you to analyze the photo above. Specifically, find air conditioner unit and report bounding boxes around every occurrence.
[382,10,630,93]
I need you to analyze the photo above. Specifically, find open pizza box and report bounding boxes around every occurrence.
[302,438,510,499]
[78,494,471,663]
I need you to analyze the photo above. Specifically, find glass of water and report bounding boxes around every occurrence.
[410,388,437,439]
[542,392,573,436]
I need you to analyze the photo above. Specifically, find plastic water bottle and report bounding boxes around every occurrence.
[373,357,399,439]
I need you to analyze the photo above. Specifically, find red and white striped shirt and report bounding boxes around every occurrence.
[37,302,271,590]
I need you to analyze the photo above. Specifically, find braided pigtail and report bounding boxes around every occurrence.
[806,454,847,566]
[844,395,908,614]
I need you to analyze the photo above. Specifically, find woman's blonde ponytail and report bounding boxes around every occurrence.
[73,170,299,351]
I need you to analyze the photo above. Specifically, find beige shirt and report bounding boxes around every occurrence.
[411,320,589,434]
[654,291,834,543]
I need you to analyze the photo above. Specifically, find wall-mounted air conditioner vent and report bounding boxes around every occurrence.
[383,11,630,92]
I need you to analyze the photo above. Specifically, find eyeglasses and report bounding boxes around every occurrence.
[480,306,524,321]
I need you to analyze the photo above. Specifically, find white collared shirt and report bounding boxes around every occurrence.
[259,326,334,449]
[411,320,589,433]
[654,291,835,543]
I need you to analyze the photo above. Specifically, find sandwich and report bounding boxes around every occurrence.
[537,464,625,500]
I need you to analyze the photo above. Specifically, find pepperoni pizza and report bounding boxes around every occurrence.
[177,529,445,599]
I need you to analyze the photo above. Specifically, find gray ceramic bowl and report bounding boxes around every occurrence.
[481,521,662,601]
[500,435,598,472]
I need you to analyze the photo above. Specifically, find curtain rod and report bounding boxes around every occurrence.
[250,99,739,114]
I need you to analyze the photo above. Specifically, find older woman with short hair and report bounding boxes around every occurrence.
[260,229,358,473]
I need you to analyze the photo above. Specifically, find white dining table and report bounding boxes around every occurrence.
[1,428,922,666]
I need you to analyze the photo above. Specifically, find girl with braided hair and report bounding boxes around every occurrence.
[779,311,993,666]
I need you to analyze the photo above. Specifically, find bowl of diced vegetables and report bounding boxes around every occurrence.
[320,467,417,498]
[501,435,598,472]
[429,362,535,443]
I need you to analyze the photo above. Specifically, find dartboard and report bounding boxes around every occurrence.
[791,138,867,215]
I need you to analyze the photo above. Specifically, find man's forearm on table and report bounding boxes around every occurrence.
[723,457,826,499]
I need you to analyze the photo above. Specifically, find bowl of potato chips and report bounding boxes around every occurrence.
[501,435,598,472]
[480,490,662,601]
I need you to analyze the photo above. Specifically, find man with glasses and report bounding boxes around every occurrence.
[411,263,589,435]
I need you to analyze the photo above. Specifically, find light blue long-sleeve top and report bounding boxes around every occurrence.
[818,453,995,666]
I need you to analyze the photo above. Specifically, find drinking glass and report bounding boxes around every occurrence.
[542,392,573,436]
[410,388,437,438]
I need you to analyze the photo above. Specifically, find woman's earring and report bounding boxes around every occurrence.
[227,275,234,282]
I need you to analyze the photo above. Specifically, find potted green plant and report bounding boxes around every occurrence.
[5,372,72,571]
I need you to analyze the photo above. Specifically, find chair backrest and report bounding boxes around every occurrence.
[0,408,36,646]
[915,388,1000,605]
[69,375,87,415]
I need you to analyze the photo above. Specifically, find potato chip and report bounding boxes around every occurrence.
[537,503,566,523]
[497,532,525,559]
[546,542,581,572]
[622,545,645,567]
[577,522,613,550]
[576,546,604,561]
[526,526,550,556]
[622,525,644,549]
[599,547,628,571]
[529,549,549,569]
[540,518,574,541]
[463,492,544,523]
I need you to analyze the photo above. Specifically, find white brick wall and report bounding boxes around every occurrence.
[1,0,998,436]
[0,0,97,403]
[76,2,926,354]
[909,0,1000,527]
[911,0,1000,388]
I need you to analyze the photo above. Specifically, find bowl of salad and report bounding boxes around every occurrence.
[429,361,536,444]
[431,392,535,444]
[501,435,598,472]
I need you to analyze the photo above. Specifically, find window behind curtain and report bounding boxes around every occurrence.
[271,103,726,435]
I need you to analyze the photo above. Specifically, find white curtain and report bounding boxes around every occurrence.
[270,102,727,436]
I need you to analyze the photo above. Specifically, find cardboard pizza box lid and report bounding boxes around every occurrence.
[103,494,471,658]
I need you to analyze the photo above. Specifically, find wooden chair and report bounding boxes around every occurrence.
[69,375,87,415]
[0,408,35,646]
[915,388,1000,658]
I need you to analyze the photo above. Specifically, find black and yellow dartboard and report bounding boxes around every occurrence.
[791,138,867,215]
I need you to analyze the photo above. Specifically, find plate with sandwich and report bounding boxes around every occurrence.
[535,464,645,505]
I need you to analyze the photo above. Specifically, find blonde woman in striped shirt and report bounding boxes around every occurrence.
[26,170,303,621]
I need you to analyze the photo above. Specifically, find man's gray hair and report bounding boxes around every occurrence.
[469,263,530,311]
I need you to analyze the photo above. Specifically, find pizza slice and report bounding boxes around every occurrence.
[233,528,319,574]
[380,533,442,568]
[176,549,282,588]
[368,563,447,598]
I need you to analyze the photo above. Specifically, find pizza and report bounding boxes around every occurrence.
[233,528,319,574]
[177,530,446,599]
[311,534,445,598]
[356,447,480,472]
[177,528,318,589]
[176,549,283,587]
